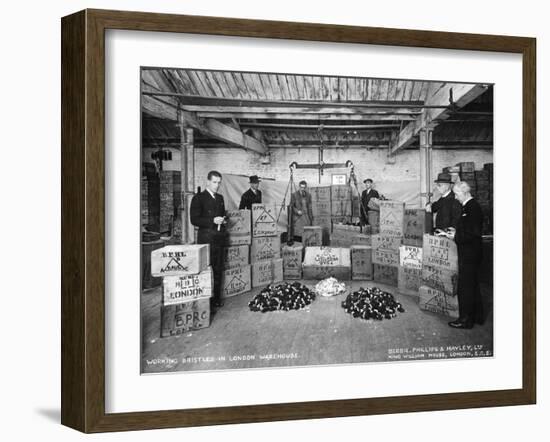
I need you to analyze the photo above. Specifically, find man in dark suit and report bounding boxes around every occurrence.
[290,180,313,241]
[360,178,380,225]
[190,170,227,312]
[239,175,262,210]
[426,173,462,231]
[442,181,484,329]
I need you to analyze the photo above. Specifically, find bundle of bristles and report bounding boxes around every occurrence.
[248,282,316,313]
[341,287,405,320]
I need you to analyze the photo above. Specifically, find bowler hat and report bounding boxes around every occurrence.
[249,175,261,183]
[434,172,452,183]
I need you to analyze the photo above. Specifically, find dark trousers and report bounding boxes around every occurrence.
[197,230,225,304]
[457,259,483,322]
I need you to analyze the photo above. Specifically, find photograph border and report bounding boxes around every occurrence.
[61,8,536,433]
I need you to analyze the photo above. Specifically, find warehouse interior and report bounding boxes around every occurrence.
[140,68,493,374]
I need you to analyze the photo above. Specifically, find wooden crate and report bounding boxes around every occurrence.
[160,299,210,337]
[162,268,213,306]
[421,265,458,295]
[403,208,431,247]
[422,234,458,272]
[252,258,284,288]
[151,244,210,277]
[251,203,278,237]
[302,246,351,280]
[223,245,249,269]
[303,226,323,247]
[457,162,475,173]
[282,242,304,279]
[251,236,281,262]
[351,246,373,280]
[373,264,398,287]
[398,266,422,296]
[310,186,331,202]
[225,209,252,245]
[221,265,252,298]
[372,234,402,253]
[331,185,351,200]
[331,199,352,216]
[379,200,405,237]
[419,285,459,319]
[311,200,331,216]
[399,245,423,270]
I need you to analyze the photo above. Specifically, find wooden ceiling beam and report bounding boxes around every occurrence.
[141,95,267,155]
[390,83,490,154]
[182,105,423,115]
[197,112,417,121]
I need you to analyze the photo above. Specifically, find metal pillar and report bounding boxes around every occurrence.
[419,127,434,207]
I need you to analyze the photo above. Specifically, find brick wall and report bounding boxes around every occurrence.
[143,146,493,190]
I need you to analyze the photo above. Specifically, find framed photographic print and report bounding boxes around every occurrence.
[61,9,536,433]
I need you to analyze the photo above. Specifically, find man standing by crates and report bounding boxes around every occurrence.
[190,170,227,312]
[239,175,262,210]
[439,181,484,329]
[360,178,380,226]
[426,172,462,232]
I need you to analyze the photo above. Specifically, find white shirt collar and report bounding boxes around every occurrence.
[206,188,216,198]
[462,196,473,206]
[442,190,451,198]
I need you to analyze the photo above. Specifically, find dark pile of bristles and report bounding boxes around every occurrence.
[248,282,315,313]
[341,286,405,320]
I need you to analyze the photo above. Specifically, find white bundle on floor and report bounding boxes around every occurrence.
[314,277,346,297]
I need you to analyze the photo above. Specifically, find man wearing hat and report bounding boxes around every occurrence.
[426,172,462,231]
[360,178,380,225]
[239,175,262,210]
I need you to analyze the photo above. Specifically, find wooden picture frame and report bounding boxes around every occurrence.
[61,9,536,433]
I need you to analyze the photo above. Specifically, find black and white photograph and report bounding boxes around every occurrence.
[140,68,494,374]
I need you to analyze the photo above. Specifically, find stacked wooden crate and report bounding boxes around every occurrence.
[151,244,212,337]
[249,203,282,288]
[397,208,431,297]
[222,209,252,297]
[330,185,351,225]
[282,242,304,280]
[419,234,460,318]
[141,164,160,232]
[159,170,181,233]
[310,186,331,243]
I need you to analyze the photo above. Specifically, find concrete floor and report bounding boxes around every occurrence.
[141,280,493,374]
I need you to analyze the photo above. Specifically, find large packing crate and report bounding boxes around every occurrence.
[399,245,423,270]
[351,245,373,280]
[373,264,398,287]
[225,209,252,245]
[282,242,304,279]
[302,247,351,280]
[331,199,352,217]
[252,258,284,288]
[457,162,475,173]
[403,208,431,247]
[162,268,213,306]
[223,245,249,269]
[310,186,331,202]
[331,223,362,247]
[159,171,181,233]
[331,185,351,200]
[422,234,459,272]
[398,266,421,297]
[303,226,323,247]
[311,200,331,217]
[221,265,252,298]
[251,203,278,237]
[151,244,210,277]
[251,236,281,262]
[419,285,459,318]
[379,200,405,237]
[160,298,210,337]
[141,175,160,232]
